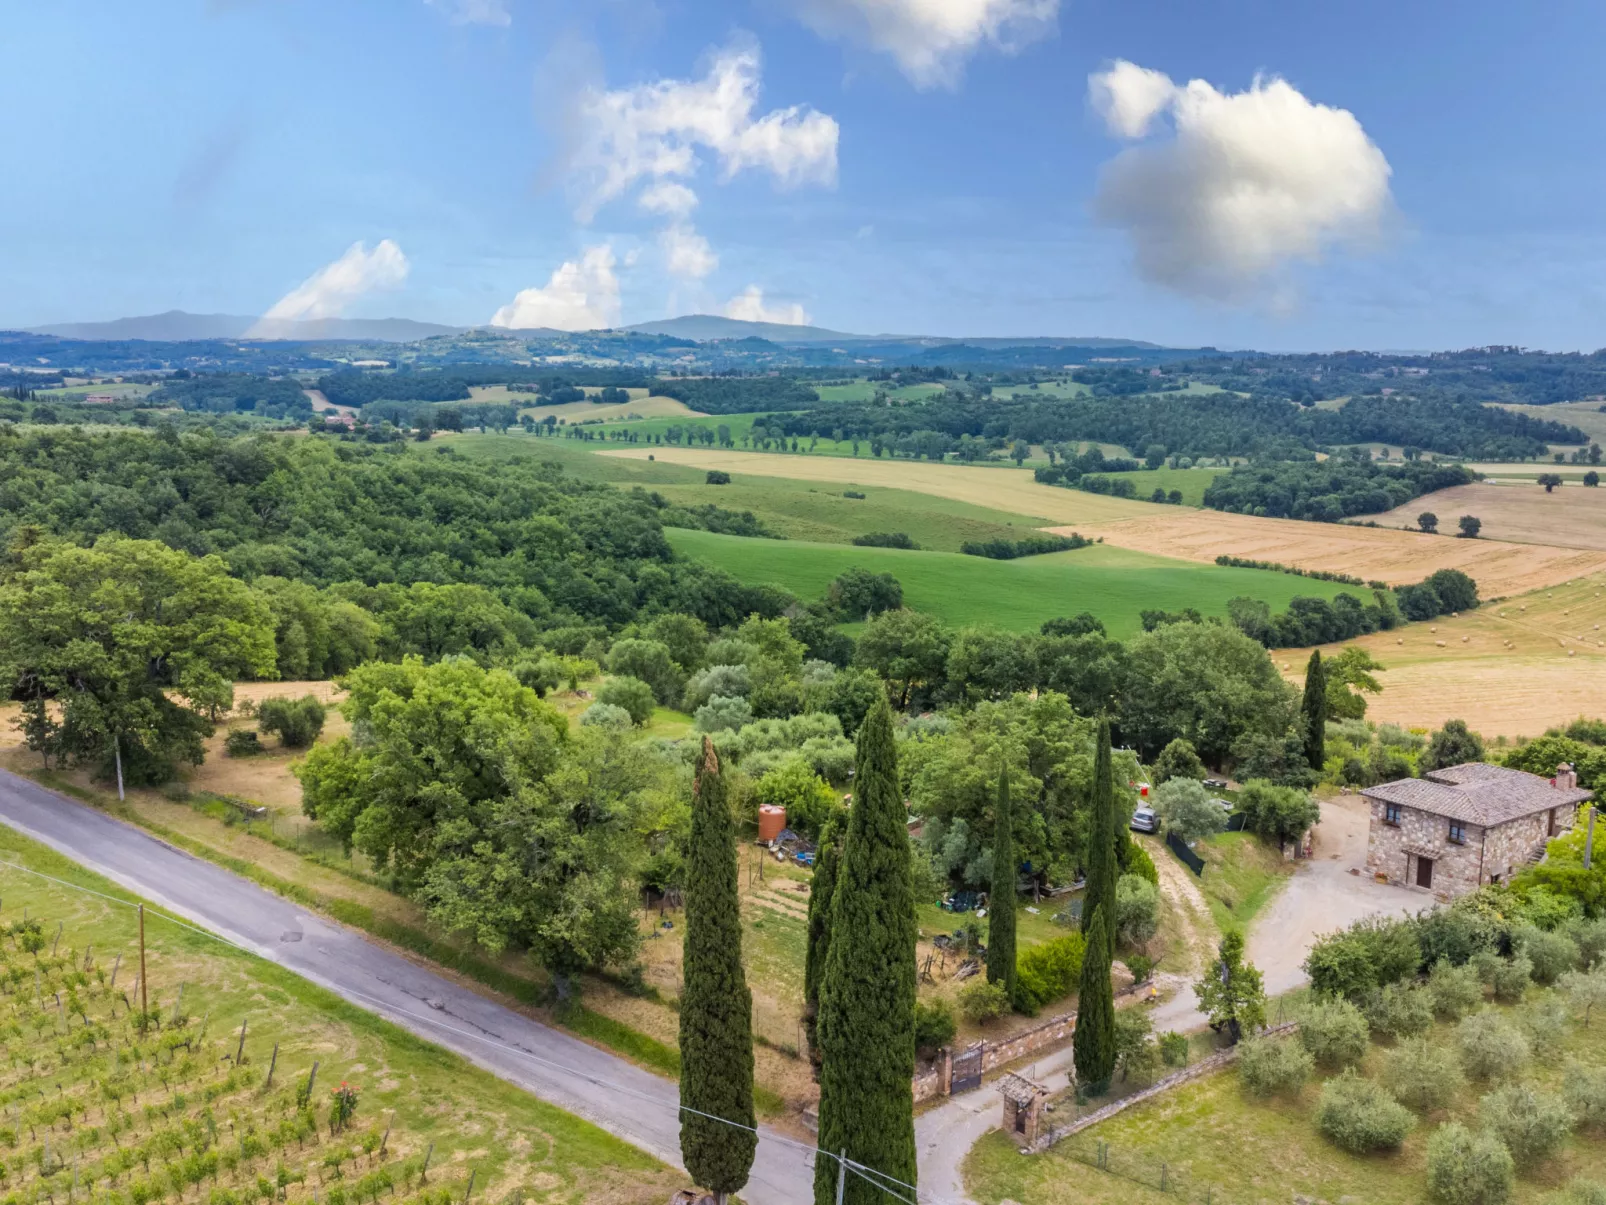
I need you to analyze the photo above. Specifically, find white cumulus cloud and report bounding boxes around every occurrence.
[724,285,810,326]
[1088,61,1394,302]
[789,0,1057,88]
[489,245,621,330]
[660,223,718,280]
[567,41,839,222]
[637,180,699,217]
[249,240,409,335]
[425,0,510,27]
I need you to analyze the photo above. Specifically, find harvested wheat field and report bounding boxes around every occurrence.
[1487,399,1606,447]
[1377,479,1606,551]
[608,446,1606,597]
[1281,570,1606,739]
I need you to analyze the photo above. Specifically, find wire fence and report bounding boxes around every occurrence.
[1056,1134,1235,1204]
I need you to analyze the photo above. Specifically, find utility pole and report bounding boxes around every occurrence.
[835,1150,846,1205]
[1587,807,1599,870]
[137,905,148,1027]
[113,734,124,803]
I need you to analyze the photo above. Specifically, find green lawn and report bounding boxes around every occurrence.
[1089,466,1226,507]
[1191,831,1295,932]
[667,529,1360,638]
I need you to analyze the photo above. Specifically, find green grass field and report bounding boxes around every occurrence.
[1092,466,1224,506]
[667,529,1358,637]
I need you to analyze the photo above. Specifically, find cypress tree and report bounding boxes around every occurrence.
[1072,904,1116,1094]
[1301,650,1326,770]
[802,816,844,1078]
[813,697,917,1205]
[985,763,1017,1005]
[678,737,755,1203]
[1081,719,1116,938]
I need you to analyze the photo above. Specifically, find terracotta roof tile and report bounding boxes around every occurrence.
[1361,763,1592,827]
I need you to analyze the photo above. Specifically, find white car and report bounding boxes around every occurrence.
[1130,806,1158,833]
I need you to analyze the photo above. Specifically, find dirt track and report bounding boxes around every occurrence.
[605,447,1606,597]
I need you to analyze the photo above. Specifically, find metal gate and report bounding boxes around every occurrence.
[951,1042,984,1094]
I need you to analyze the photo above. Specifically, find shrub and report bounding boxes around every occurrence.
[511,656,565,697]
[1515,924,1580,985]
[1121,840,1159,886]
[257,695,327,749]
[1299,997,1370,1069]
[1114,874,1159,946]
[1152,737,1205,785]
[693,694,753,734]
[752,756,840,839]
[224,730,262,757]
[1124,953,1154,984]
[912,1000,956,1059]
[705,470,730,485]
[1565,917,1606,970]
[1014,934,1085,1014]
[1520,994,1570,1056]
[1429,959,1486,1020]
[1479,1084,1574,1168]
[1152,778,1226,844]
[851,532,917,549]
[957,980,1011,1024]
[1562,966,1606,1026]
[1316,1070,1414,1153]
[596,675,655,725]
[1383,1036,1465,1113]
[1425,1122,1514,1205]
[1366,982,1435,1039]
[1159,1030,1190,1067]
[1237,1036,1312,1097]
[578,702,633,730]
[605,638,684,705]
[1305,914,1421,1000]
[1458,1011,1531,1081]
[1235,780,1321,844]
[1114,1010,1159,1083]
[1564,1058,1606,1127]
[1487,954,1534,1003]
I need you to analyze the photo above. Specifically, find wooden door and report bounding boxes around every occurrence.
[1416,856,1434,889]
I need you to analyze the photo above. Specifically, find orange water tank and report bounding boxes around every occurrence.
[757,805,787,843]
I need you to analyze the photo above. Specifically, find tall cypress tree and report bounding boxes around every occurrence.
[985,763,1017,1004]
[1301,650,1326,770]
[679,737,755,1203]
[813,697,917,1205]
[1081,719,1116,938]
[1072,904,1115,1094]
[802,816,844,1079]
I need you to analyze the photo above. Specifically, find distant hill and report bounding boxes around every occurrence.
[29,311,464,343]
[622,314,864,344]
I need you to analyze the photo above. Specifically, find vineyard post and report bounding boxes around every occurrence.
[235,1017,248,1065]
[110,953,121,988]
[266,1042,278,1088]
[421,1143,433,1183]
[138,905,148,1028]
[462,1170,475,1204]
[52,921,61,957]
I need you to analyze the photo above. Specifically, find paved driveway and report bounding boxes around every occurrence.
[0,770,816,1205]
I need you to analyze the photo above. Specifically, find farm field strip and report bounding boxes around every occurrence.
[1378,481,1606,552]
[666,529,1361,638]
[1285,570,1606,738]
[603,447,1606,597]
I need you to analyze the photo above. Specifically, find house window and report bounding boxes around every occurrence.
[1384,803,1401,826]
[1448,823,1466,845]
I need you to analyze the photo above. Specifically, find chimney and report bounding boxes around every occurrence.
[1556,763,1578,791]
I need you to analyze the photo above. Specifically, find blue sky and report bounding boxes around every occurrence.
[6,0,1606,350]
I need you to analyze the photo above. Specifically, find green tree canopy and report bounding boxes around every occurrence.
[0,536,276,785]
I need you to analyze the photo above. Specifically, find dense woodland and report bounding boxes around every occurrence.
[1201,454,1475,520]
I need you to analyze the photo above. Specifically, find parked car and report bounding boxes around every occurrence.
[1130,806,1158,833]
[1212,798,1234,815]
[1203,777,1228,789]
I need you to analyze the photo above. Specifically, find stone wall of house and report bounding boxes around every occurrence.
[1365,799,1573,900]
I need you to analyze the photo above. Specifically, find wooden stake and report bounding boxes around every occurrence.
[265,1042,278,1088]
[109,953,121,988]
[379,1114,391,1155]
[137,907,147,1028]
[462,1170,475,1203]
[52,921,61,957]
[421,1143,433,1183]
[82,946,91,971]
[234,1017,247,1065]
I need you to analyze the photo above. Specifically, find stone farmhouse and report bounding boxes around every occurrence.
[1363,762,1593,900]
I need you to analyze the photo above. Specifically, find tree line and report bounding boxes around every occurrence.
[1201,454,1476,521]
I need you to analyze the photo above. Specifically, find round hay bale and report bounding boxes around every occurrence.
[1431,626,1438,633]
[1435,640,1446,648]
[1397,638,1405,645]
[1461,636,1469,642]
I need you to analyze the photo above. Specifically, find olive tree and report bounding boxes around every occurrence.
[1457,1011,1531,1082]
[1425,1122,1514,1205]
[1152,777,1226,844]
[1300,997,1370,1069]
[1479,1084,1574,1168]
[1382,1036,1465,1114]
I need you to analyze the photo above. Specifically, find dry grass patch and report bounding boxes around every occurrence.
[1282,570,1606,738]
[1377,480,1606,552]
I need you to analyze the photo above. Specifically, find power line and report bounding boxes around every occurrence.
[0,857,965,1205]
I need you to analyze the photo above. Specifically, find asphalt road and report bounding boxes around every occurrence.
[0,769,817,1205]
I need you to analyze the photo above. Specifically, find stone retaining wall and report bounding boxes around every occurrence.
[912,1007,1079,1104]
[1027,1021,1299,1153]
